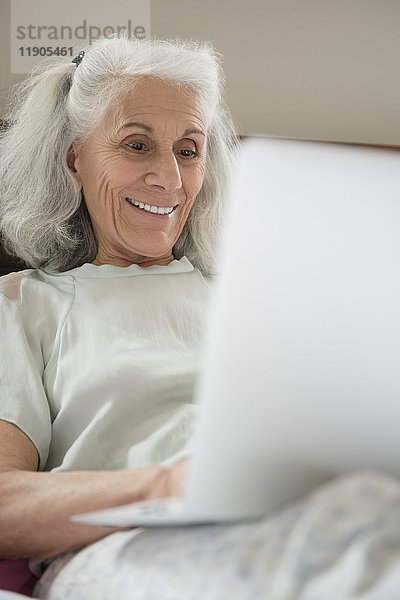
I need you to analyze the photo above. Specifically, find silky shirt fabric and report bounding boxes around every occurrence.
[0,257,211,472]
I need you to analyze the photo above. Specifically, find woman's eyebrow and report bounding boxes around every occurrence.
[119,121,152,134]
[118,122,205,137]
[183,128,205,137]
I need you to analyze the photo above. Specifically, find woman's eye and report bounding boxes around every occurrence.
[127,142,146,152]
[179,149,197,158]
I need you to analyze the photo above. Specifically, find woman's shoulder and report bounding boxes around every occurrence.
[0,268,35,301]
[0,268,75,305]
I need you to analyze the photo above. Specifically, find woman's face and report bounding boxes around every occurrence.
[69,77,207,267]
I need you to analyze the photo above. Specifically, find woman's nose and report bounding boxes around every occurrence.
[144,152,182,193]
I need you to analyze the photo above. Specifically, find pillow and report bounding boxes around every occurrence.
[0,560,37,597]
[0,242,26,277]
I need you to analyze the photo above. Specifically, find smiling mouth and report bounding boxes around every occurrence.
[126,197,177,215]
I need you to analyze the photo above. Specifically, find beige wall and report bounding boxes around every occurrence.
[1,0,399,144]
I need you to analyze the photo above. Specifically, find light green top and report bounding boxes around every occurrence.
[0,257,211,471]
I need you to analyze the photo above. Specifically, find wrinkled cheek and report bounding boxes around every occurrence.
[87,188,120,233]
[196,171,206,196]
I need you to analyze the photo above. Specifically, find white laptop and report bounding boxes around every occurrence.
[73,137,400,527]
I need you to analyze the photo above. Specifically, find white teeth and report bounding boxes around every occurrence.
[127,198,174,215]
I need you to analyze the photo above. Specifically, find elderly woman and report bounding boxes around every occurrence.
[1,35,399,600]
[0,31,231,575]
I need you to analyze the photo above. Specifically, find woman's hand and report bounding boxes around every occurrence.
[164,460,188,497]
[119,460,188,503]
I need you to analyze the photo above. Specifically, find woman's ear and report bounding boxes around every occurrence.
[67,143,83,190]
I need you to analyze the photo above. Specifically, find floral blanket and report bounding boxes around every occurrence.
[35,470,400,600]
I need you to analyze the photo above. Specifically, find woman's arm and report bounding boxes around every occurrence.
[0,420,185,560]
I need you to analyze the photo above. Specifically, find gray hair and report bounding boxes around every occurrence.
[0,36,238,275]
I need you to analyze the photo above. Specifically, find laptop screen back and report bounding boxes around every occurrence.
[185,138,400,519]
